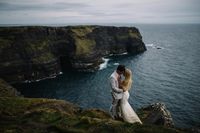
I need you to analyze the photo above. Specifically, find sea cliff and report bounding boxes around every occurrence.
[0,26,146,83]
[0,26,192,132]
[0,79,188,133]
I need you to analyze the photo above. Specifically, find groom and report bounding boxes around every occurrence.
[109,65,125,119]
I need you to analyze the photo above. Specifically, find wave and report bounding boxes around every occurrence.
[118,52,128,55]
[113,63,119,66]
[146,43,154,47]
[146,43,163,49]
[109,52,128,56]
[23,71,63,83]
[59,72,63,74]
[99,57,110,70]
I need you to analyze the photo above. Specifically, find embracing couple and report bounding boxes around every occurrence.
[109,65,142,124]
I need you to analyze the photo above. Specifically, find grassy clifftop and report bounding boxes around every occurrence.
[0,97,184,133]
[70,26,96,56]
[0,79,187,133]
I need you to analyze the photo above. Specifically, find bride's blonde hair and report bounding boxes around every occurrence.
[121,69,132,91]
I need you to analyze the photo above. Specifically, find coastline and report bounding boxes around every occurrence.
[0,25,146,83]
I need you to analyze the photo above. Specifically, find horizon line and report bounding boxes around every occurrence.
[0,22,200,26]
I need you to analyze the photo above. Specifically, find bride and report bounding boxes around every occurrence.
[118,68,142,124]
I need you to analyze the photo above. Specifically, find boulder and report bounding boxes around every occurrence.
[138,102,174,127]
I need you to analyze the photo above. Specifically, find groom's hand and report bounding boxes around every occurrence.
[119,86,125,91]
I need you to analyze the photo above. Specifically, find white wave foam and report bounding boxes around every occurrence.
[113,63,119,66]
[146,43,154,47]
[109,52,128,56]
[59,71,63,74]
[118,52,128,55]
[24,80,31,83]
[23,71,63,83]
[99,57,110,70]
[146,43,164,49]
[34,75,57,82]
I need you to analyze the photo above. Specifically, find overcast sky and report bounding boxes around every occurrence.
[0,0,200,24]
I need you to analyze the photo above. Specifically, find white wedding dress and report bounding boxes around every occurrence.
[120,91,142,124]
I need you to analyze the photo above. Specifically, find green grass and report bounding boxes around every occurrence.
[0,38,12,49]
[128,29,140,39]
[31,52,55,64]
[0,97,187,133]
[25,39,50,53]
[22,39,56,64]
[71,26,95,37]
[70,26,96,56]
[75,38,96,56]
[115,29,140,41]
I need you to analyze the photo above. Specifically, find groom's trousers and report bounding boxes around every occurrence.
[110,98,121,119]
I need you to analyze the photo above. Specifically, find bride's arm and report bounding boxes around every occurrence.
[118,76,127,92]
[120,81,129,92]
[119,81,126,92]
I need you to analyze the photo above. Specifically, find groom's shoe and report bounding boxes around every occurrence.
[110,114,115,119]
[117,117,124,121]
[114,116,124,121]
[112,115,119,120]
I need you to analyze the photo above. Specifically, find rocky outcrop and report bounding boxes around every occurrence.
[0,26,146,83]
[0,78,188,133]
[138,103,174,127]
[0,78,21,97]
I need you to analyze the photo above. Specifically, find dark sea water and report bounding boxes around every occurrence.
[14,24,200,128]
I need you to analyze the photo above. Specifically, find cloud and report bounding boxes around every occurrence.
[0,0,200,24]
[0,1,90,11]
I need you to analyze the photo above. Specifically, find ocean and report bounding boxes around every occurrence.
[14,24,200,128]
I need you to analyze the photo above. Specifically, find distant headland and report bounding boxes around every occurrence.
[0,26,146,83]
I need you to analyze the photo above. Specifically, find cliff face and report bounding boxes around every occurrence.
[0,26,146,83]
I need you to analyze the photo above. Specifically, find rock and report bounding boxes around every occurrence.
[137,102,174,127]
[190,127,200,133]
[0,78,21,97]
[0,26,146,83]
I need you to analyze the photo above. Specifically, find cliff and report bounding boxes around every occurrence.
[0,26,146,83]
[0,79,188,133]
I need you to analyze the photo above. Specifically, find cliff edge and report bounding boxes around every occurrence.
[0,26,146,83]
[0,79,188,133]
